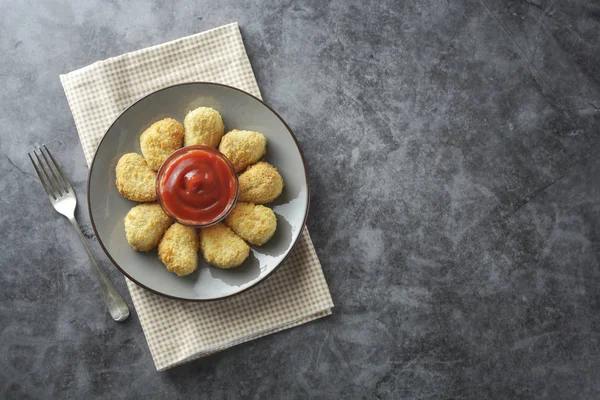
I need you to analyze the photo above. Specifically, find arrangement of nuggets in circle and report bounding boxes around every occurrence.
[116,106,283,277]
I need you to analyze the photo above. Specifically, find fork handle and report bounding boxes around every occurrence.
[69,218,130,322]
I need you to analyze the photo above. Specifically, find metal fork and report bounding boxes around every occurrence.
[28,145,130,322]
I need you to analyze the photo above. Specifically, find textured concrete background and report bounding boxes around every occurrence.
[1,0,600,398]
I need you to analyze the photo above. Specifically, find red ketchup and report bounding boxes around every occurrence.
[157,146,238,226]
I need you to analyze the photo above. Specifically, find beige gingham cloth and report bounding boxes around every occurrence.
[59,23,334,371]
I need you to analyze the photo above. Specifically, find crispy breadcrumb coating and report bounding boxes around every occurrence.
[115,153,157,202]
[158,223,199,276]
[124,203,173,251]
[140,118,184,171]
[225,202,277,246]
[199,222,250,269]
[238,162,284,204]
[218,129,267,172]
[183,107,225,148]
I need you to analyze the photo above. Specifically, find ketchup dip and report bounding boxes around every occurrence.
[156,146,238,227]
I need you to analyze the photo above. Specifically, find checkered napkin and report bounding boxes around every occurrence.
[59,23,334,371]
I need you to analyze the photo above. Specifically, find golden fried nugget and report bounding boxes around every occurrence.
[199,222,250,269]
[238,162,284,204]
[218,129,267,172]
[115,153,157,202]
[183,107,225,148]
[140,118,184,171]
[124,203,173,251]
[158,223,199,276]
[225,202,277,246]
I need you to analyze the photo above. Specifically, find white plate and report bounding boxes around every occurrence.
[87,82,309,301]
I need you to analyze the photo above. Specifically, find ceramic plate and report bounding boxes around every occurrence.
[88,82,309,301]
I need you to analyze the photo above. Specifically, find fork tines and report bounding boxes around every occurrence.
[28,145,72,199]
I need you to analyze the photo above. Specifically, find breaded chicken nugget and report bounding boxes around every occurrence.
[183,107,225,148]
[124,203,173,251]
[218,129,267,172]
[199,222,250,269]
[115,153,157,202]
[140,118,184,171]
[238,162,284,204]
[158,223,198,276]
[225,202,277,246]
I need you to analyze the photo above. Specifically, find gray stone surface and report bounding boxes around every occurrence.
[1,0,600,398]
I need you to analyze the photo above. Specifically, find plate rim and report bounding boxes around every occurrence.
[86,81,310,302]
